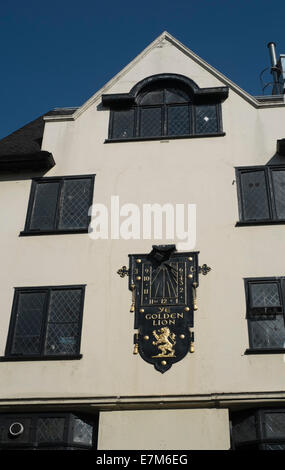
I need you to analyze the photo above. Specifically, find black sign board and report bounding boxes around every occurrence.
[128,245,199,373]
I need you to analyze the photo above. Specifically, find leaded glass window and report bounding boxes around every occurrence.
[238,169,270,221]
[263,411,285,439]
[231,411,257,447]
[73,418,93,445]
[249,282,281,311]
[109,86,221,140]
[168,105,191,136]
[36,418,65,442]
[271,168,285,219]
[231,408,285,450]
[30,182,60,230]
[248,315,285,349]
[236,166,285,223]
[111,109,135,139]
[140,107,162,137]
[0,413,97,450]
[11,291,46,355]
[5,286,85,359]
[195,105,218,134]
[245,278,285,351]
[23,175,95,234]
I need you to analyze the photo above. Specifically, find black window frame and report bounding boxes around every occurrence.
[231,408,285,450]
[236,165,285,226]
[106,90,224,143]
[20,174,95,236]
[244,277,285,354]
[0,412,98,450]
[2,285,86,361]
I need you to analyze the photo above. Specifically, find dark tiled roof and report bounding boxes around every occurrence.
[0,108,77,172]
[0,115,46,158]
[0,108,78,158]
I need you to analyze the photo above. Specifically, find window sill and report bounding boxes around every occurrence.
[245,348,285,355]
[19,229,89,236]
[0,354,83,362]
[236,220,285,227]
[104,132,225,144]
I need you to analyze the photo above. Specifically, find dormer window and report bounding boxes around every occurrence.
[102,74,228,142]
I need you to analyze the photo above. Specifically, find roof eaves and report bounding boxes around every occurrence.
[44,107,79,122]
[0,151,55,172]
[0,113,56,172]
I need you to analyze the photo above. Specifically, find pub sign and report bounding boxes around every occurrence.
[126,245,200,373]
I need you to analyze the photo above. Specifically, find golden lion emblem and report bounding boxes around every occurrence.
[152,327,176,357]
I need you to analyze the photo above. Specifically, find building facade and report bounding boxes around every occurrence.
[1,32,285,450]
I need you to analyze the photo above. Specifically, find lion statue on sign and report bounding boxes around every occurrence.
[152,327,176,357]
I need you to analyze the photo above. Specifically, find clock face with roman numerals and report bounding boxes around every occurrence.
[140,260,187,306]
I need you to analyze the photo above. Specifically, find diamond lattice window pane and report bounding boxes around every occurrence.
[58,178,92,230]
[48,289,82,323]
[248,315,285,348]
[271,169,285,219]
[264,412,285,438]
[240,170,270,221]
[165,88,189,104]
[44,322,80,355]
[263,444,285,450]
[112,109,135,139]
[140,107,162,137]
[45,286,83,354]
[73,418,93,445]
[11,292,46,355]
[139,90,164,105]
[36,418,65,442]
[30,182,60,230]
[195,105,218,134]
[167,105,190,135]
[249,283,281,308]
[232,412,257,444]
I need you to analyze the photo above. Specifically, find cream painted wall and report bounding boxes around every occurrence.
[98,409,230,450]
[0,37,285,403]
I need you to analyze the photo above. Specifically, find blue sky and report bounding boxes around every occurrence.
[1,0,284,139]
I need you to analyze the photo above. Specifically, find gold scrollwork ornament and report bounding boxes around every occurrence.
[130,284,136,313]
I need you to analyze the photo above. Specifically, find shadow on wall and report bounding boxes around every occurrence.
[266,139,285,165]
